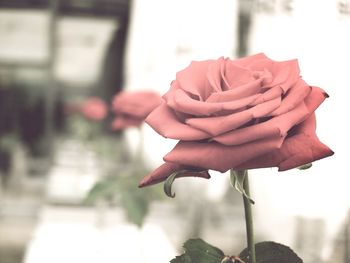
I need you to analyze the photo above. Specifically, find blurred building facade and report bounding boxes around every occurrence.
[0,0,349,262]
[0,1,131,262]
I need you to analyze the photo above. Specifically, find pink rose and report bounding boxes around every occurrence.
[111,91,162,130]
[139,53,333,187]
[79,97,107,121]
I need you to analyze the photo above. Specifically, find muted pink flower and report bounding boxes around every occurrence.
[79,97,107,121]
[139,53,333,187]
[111,91,162,130]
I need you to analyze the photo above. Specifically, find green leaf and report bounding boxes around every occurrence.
[170,254,192,263]
[239,241,303,263]
[85,177,120,204]
[230,170,255,204]
[120,188,149,227]
[170,238,225,263]
[297,163,312,170]
[85,167,164,227]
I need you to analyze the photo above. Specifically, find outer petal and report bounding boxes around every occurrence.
[304,86,329,112]
[164,135,285,173]
[139,162,211,187]
[146,102,211,140]
[235,114,334,170]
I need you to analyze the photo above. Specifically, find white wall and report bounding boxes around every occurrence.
[249,0,350,259]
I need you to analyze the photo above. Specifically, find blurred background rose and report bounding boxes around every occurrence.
[111,91,162,130]
[79,97,107,121]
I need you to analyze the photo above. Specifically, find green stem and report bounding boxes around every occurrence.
[241,170,256,263]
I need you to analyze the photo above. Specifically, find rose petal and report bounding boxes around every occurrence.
[249,58,300,93]
[304,86,329,112]
[213,85,327,145]
[250,86,283,105]
[233,53,269,67]
[167,88,260,116]
[207,57,229,91]
[269,59,300,92]
[279,113,334,171]
[186,96,281,136]
[213,101,309,145]
[176,60,215,100]
[271,79,311,116]
[146,102,210,140]
[164,135,285,173]
[138,162,211,187]
[249,96,281,118]
[235,114,334,171]
[206,78,262,102]
[221,94,260,111]
[214,124,280,146]
[170,88,223,116]
[223,59,256,89]
[185,109,252,136]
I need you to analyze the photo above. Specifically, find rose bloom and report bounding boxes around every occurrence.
[79,97,107,121]
[111,91,162,130]
[139,53,334,187]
